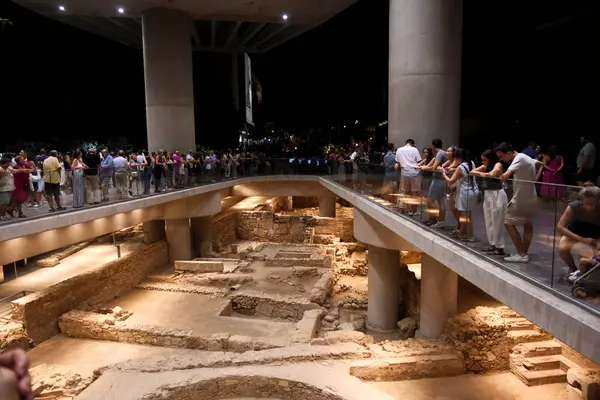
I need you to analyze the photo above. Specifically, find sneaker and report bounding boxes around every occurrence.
[568,271,582,283]
[431,222,445,229]
[407,211,414,216]
[504,254,529,263]
[412,210,421,217]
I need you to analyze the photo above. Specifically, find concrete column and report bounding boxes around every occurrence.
[190,216,212,257]
[388,0,463,149]
[367,246,401,333]
[165,218,192,263]
[143,220,165,244]
[418,254,458,338]
[318,196,336,218]
[142,8,196,152]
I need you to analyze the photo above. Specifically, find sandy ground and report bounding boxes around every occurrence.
[101,289,295,342]
[372,372,567,400]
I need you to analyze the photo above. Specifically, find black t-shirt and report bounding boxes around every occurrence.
[83,153,100,176]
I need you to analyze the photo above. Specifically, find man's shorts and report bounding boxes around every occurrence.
[505,196,536,225]
[0,191,12,206]
[44,182,60,197]
[400,175,421,194]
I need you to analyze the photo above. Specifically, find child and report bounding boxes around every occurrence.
[570,240,600,282]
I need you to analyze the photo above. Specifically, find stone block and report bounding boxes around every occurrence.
[292,267,321,277]
[349,354,465,381]
[277,251,312,259]
[36,257,60,268]
[567,368,600,399]
[174,260,224,273]
[293,309,324,343]
[311,331,366,346]
[310,273,334,305]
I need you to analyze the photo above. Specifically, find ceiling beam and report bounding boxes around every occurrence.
[247,24,289,51]
[238,22,266,48]
[190,20,202,48]
[259,23,318,52]
[224,21,242,48]
[210,20,217,48]
[107,17,141,37]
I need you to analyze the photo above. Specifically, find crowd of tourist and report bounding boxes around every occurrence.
[372,135,599,287]
[1,136,599,285]
[0,147,283,219]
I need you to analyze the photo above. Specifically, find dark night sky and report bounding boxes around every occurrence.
[1,0,600,154]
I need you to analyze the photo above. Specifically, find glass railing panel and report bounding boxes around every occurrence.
[551,184,600,304]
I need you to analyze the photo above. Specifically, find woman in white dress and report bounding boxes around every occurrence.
[442,148,478,242]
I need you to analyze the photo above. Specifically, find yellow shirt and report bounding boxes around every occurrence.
[43,156,61,184]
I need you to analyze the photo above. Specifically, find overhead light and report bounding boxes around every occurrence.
[117,7,125,14]
[58,4,66,11]
[282,14,288,21]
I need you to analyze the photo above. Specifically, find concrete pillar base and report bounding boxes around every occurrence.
[143,220,165,244]
[367,246,401,333]
[419,254,458,338]
[190,216,212,257]
[319,196,336,218]
[165,218,192,263]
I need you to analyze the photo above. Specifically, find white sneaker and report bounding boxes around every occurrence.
[504,254,529,263]
[568,271,582,283]
[431,222,445,229]
[412,210,421,217]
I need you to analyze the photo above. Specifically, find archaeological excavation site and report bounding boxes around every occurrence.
[1,195,599,400]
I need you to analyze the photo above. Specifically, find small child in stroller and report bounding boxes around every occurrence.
[570,242,600,298]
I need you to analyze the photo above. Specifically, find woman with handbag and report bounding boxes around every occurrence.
[71,150,87,208]
[470,149,508,255]
[11,156,34,218]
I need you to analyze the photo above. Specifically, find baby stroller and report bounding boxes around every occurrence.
[571,260,600,298]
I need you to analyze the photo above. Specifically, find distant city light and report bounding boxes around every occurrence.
[117,7,125,14]
[343,125,347,128]
[58,4,66,11]
[355,120,359,124]
[282,14,288,21]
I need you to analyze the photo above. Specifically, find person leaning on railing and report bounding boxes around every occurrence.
[557,184,600,281]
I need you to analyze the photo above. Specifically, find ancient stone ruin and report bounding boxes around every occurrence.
[1,196,599,399]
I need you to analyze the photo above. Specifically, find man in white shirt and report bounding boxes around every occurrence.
[395,139,422,215]
[497,142,541,263]
[350,146,359,177]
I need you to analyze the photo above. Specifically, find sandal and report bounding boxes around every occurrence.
[493,248,505,256]
[18,214,26,219]
[482,246,495,253]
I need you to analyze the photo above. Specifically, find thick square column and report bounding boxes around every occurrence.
[418,254,458,338]
[142,8,196,152]
[367,245,401,333]
[165,218,192,263]
[190,216,212,257]
[389,0,463,148]
[318,196,336,218]
[143,220,165,244]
